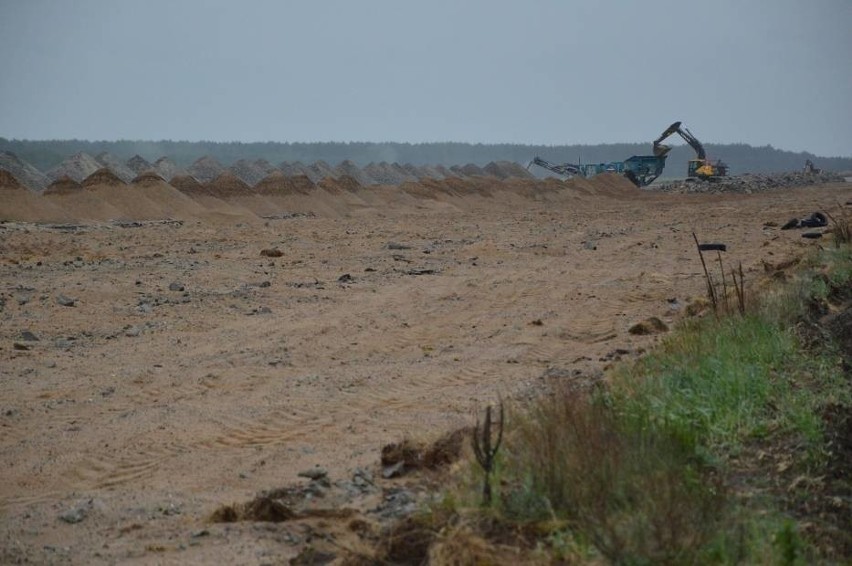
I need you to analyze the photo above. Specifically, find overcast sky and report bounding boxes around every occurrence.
[1,0,850,156]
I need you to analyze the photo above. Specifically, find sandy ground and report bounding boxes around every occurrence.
[1,177,850,564]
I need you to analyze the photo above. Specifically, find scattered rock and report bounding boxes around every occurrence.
[13,342,32,351]
[56,294,76,307]
[387,242,412,250]
[338,273,353,283]
[59,501,90,524]
[19,331,39,341]
[260,248,283,258]
[297,467,329,481]
[168,282,185,292]
[628,317,668,335]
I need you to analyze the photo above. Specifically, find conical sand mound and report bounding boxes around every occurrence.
[188,156,226,184]
[170,174,208,195]
[126,154,153,174]
[82,168,127,188]
[153,157,185,181]
[0,169,23,190]
[205,171,252,197]
[46,152,102,183]
[44,175,83,195]
[131,171,167,187]
[95,152,135,182]
[0,151,49,191]
[255,170,298,196]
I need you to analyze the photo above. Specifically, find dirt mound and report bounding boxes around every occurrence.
[43,175,83,195]
[335,159,374,186]
[131,171,166,187]
[254,159,278,175]
[417,164,447,180]
[187,156,225,184]
[169,174,207,195]
[81,168,127,188]
[95,152,135,183]
[205,171,252,197]
[229,159,269,187]
[289,174,316,194]
[363,162,412,185]
[435,164,459,178]
[126,154,153,174]
[45,152,102,183]
[277,161,312,178]
[255,171,316,196]
[153,157,185,181]
[0,169,23,190]
[455,163,486,177]
[483,160,535,180]
[0,151,49,191]
[317,175,363,193]
[306,160,337,183]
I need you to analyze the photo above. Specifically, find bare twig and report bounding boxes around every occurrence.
[693,232,717,311]
[472,400,504,506]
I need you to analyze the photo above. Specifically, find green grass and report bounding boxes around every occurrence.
[425,243,852,564]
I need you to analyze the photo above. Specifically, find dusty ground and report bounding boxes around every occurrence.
[1,177,850,564]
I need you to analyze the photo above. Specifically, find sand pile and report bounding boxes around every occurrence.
[336,174,362,191]
[306,161,337,183]
[205,171,252,196]
[82,168,127,188]
[229,159,269,187]
[131,171,167,187]
[126,154,153,174]
[0,172,72,222]
[435,165,459,178]
[95,152,135,183]
[44,175,83,195]
[363,162,408,185]
[153,157,185,181]
[254,159,278,175]
[255,171,318,196]
[289,174,316,194]
[188,156,225,183]
[170,174,208,195]
[0,169,23,190]
[483,161,535,180]
[417,164,447,180]
[334,160,374,186]
[45,152,102,183]
[278,161,313,178]
[254,170,292,195]
[0,151,49,191]
[453,163,486,177]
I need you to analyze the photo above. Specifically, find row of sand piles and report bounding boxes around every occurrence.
[0,167,641,225]
[1,150,536,193]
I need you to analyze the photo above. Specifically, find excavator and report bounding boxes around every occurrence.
[653,121,728,180]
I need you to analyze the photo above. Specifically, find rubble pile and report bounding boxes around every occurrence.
[655,171,845,194]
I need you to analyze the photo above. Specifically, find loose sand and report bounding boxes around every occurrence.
[1,176,850,563]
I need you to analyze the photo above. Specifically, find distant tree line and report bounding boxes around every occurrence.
[1,138,849,176]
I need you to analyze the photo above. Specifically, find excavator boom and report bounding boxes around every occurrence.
[653,121,723,179]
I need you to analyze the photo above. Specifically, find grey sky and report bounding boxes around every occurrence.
[1,0,850,156]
